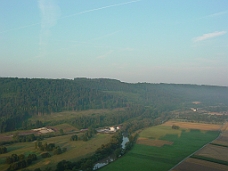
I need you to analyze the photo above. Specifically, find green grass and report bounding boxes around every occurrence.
[100,126,219,171]
[139,125,182,139]
[0,133,112,171]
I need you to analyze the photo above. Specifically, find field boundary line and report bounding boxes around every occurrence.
[168,127,222,171]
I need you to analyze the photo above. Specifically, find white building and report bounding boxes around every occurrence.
[110,127,116,132]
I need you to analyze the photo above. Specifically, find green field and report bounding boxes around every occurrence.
[0,133,112,171]
[100,125,219,171]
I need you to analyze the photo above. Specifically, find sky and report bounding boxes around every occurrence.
[1,0,228,86]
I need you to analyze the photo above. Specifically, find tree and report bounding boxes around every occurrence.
[18,154,25,161]
[0,146,7,154]
[172,125,180,129]
[70,135,78,141]
[53,147,62,155]
[114,148,122,158]
[34,168,42,171]
[41,152,51,158]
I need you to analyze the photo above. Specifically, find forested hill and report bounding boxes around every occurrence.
[0,78,126,132]
[1,77,228,132]
[74,78,228,106]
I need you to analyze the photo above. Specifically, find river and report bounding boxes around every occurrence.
[93,135,129,170]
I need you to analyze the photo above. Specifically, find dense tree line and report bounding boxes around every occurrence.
[174,112,228,124]
[21,120,44,130]
[35,141,67,155]
[124,133,138,153]
[71,128,96,141]
[13,133,39,142]
[35,141,56,151]
[5,153,37,171]
[74,78,228,107]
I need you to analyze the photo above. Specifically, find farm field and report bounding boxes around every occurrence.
[213,122,228,146]
[0,133,112,171]
[194,144,228,162]
[173,158,228,171]
[171,122,228,171]
[100,121,220,171]
[163,120,222,131]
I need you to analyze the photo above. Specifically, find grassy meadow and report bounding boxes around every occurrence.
[0,133,112,171]
[100,124,220,171]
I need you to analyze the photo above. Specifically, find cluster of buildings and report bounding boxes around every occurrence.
[190,108,198,112]
[32,127,55,134]
[96,126,120,133]
[31,125,122,135]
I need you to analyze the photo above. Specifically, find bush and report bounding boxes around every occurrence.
[7,160,27,171]
[172,125,180,129]
[5,154,19,164]
[41,152,51,158]
[0,146,7,154]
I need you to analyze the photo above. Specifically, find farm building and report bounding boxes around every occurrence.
[32,127,54,134]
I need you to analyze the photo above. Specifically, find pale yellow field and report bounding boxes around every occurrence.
[220,122,228,131]
[163,121,222,131]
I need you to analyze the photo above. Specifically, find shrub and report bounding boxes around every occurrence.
[172,125,180,129]
[41,152,51,158]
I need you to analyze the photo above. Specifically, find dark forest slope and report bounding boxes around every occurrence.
[0,78,125,132]
[1,77,228,132]
[74,78,228,106]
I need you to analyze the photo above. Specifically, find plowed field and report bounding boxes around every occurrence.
[173,158,228,171]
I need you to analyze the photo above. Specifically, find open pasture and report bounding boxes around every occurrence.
[0,133,112,171]
[163,121,222,131]
[100,122,219,171]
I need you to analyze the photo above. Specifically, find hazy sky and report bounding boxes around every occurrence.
[1,0,228,86]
